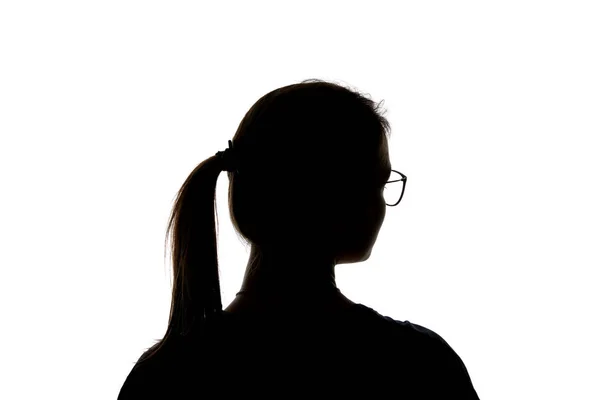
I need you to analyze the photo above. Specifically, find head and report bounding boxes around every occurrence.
[137,79,392,364]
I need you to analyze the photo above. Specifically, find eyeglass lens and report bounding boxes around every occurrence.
[384,170,405,206]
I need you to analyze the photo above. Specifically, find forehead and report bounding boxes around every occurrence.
[361,141,391,182]
[379,137,391,170]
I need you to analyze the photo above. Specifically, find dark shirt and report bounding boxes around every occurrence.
[118,303,479,399]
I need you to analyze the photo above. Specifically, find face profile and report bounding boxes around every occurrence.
[334,135,391,266]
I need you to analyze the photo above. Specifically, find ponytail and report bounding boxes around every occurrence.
[137,153,226,364]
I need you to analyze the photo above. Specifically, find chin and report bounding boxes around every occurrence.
[361,248,373,261]
[339,247,372,265]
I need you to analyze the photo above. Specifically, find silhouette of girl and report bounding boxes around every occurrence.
[117,79,479,399]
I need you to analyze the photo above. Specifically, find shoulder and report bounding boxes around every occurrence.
[355,303,466,360]
[350,303,436,341]
[117,339,188,400]
[351,304,478,396]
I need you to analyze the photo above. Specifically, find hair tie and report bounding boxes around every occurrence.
[215,140,238,173]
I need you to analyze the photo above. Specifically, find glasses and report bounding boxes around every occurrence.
[385,170,407,207]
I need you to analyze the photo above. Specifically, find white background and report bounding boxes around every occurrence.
[1,1,598,399]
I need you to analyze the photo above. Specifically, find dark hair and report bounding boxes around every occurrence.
[135,78,392,365]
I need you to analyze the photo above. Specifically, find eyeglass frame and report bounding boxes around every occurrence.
[385,170,407,207]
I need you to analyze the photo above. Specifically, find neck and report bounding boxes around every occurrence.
[235,245,340,304]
